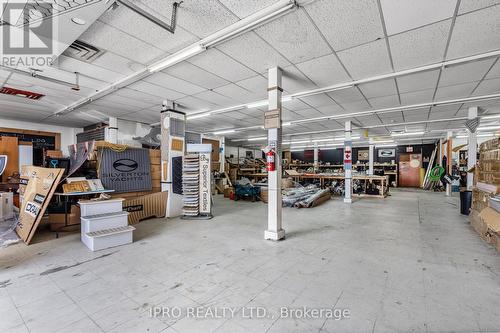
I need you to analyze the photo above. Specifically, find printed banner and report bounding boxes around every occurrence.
[99,148,152,193]
[199,153,211,214]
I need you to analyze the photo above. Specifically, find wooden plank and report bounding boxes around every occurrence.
[0,136,19,182]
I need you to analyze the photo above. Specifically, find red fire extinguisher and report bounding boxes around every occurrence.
[266,150,275,172]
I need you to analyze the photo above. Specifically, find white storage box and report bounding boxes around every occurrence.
[81,211,129,233]
[79,198,124,217]
[81,226,135,251]
[0,192,14,220]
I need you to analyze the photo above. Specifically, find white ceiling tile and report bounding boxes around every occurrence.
[218,0,280,18]
[315,104,344,115]
[327,87,366,104]
[361,114,385,126]
[144,72,206,95]
[282,111,304,121]
[99,93,156,109]
[400,89,434,104]
[435,82,478,100]
[283,99,310,111]
[79,21,165,64]
[447,5,500,59]
[56,55,124,85]
[295,54,351,87]
[485,59,500,79]
[188,48,256,82]
[359,79,398,98]
[459,0,500,14]
[340,100,371,112]
[397,70,440,93]
[337,39,392,79]
[113,88,161,104]
[138,0,238,38]
[217,32,291,73]
[440,58,496,86]
[128,81,186,100]
[98,5,198,53]
[193,90,239,107]
[299,94,338,109]
[213,83,261,103]
[403,108,431,121]
[380,0,456,35]
[295,108,325,118]
[281,66,318,93]
[471,77,500,95]
[389,20,451,70]
[255,9,332,64]
[305,0,384,50]
[164,61,229,89]
[175,95,219,111]
[236,75,269,98]
[368,95,401,108]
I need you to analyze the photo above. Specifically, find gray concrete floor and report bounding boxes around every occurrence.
[0,189,499,333]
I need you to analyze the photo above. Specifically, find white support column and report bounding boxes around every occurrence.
[220,136,226,173]
[344,120,353,203]
[161,101,186,218]
[107,117,118,144]
[368,144,374,175]
[446,130,453,196]
[313,143,319,172]
[467,107,478,190]
[264,67,285,241]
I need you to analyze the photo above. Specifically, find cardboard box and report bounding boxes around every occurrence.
[49,205,81,232]
[471,208,500,251]
[224,187,233,198]
[260,188,268,203]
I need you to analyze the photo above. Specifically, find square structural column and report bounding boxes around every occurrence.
[314,143,319,172]
[264,67,285,241]
[446,130,453,196]
[106,117,118,144]
[368,144,374,175]
[467,107,478,190]
[344,120,353,203]
[161,101,186,218]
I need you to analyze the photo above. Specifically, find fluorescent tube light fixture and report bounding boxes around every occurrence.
[148,44,205,73]
[248,136,267,141]
[391,131,425,137]
[213,129,236,135]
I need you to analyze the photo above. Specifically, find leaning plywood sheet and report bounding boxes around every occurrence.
[16,166,64,244]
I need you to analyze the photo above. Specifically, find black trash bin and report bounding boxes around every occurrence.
[460,190,472,215]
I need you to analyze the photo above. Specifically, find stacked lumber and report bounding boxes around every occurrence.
[470,138,500,251]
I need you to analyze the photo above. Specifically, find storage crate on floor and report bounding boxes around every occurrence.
[79,199,134,251]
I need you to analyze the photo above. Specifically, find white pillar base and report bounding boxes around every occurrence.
[264,229,285,241]
[343,198,352,203]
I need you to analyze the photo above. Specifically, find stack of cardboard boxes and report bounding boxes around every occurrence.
[470,138,500,251]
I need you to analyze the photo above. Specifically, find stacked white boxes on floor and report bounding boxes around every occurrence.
[79,198,135,251]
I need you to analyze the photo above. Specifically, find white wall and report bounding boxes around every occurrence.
[0,118,81,155]
[225,145,262,163]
